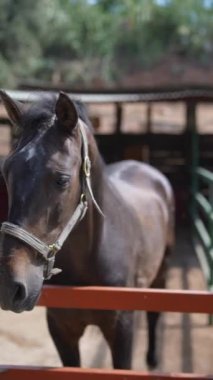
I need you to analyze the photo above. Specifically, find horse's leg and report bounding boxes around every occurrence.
[46,309,84,367]
[100,310,134,369]
[146,311,160,368]
[146,252,168,368]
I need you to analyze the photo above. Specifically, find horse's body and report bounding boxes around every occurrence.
[0,91,175,369]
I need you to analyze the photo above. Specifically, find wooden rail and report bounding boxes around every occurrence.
[7,85,213,103]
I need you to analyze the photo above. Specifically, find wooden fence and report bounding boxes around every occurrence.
[0,285,213,380]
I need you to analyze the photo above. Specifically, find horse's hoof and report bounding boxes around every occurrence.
[146,352,158,369]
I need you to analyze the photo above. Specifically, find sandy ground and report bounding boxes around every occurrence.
[0,228,212,375]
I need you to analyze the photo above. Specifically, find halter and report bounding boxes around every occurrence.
[0,119,104,280]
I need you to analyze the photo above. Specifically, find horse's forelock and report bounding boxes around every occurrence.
[21,96,57,131]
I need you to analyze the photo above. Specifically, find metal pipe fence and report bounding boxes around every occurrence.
[0,285,213,380]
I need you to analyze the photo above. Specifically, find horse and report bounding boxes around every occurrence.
[0,90,175,369]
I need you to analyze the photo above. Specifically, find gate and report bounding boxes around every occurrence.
[192,167,213,324]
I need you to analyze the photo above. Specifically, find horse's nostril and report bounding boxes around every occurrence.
[13,281,27,304]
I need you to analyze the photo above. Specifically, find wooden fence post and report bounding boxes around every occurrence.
[114,102,123,160]
[185,101,199,219]
[143,102,152,163]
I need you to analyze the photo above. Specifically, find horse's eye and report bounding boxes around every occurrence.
[55,174,70,189]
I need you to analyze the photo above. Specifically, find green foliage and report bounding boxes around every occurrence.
[39,0,116,85]
[0,0,212,88]
[0,0,49,87]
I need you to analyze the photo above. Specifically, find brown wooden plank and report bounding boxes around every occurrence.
[0,366,212,380]
[38,286,213,313]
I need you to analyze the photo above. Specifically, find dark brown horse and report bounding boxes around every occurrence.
[0,91,175,369]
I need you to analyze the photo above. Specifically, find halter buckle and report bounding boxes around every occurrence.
[83,156,91,177]
[80,193,87,203]
[48,243,59,256]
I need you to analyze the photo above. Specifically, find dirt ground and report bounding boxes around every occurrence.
[0,228,212,375]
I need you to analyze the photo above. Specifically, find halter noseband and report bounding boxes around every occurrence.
[0,119,104,280]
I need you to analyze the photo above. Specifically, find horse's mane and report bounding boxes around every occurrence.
[21,96,92,131]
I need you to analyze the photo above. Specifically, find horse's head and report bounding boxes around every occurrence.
[0,91,87,312]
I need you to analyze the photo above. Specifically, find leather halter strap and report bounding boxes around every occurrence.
[0,119,104,279]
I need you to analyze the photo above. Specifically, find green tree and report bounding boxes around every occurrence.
[39,0,116,85]
[0,0,212,88]
[0,0,49,87]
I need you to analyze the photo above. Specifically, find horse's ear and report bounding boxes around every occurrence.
[0,90,23,127]
[55,92,78,134]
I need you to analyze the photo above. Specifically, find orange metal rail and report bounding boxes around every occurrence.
[0,366,211,380]
[0,286,212,380]
[38,285,213,313]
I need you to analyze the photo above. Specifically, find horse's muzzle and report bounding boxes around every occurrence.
[0,278,31,313]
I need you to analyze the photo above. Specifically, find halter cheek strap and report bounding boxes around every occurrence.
[78,121,104,218]
[0,119,104,280]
